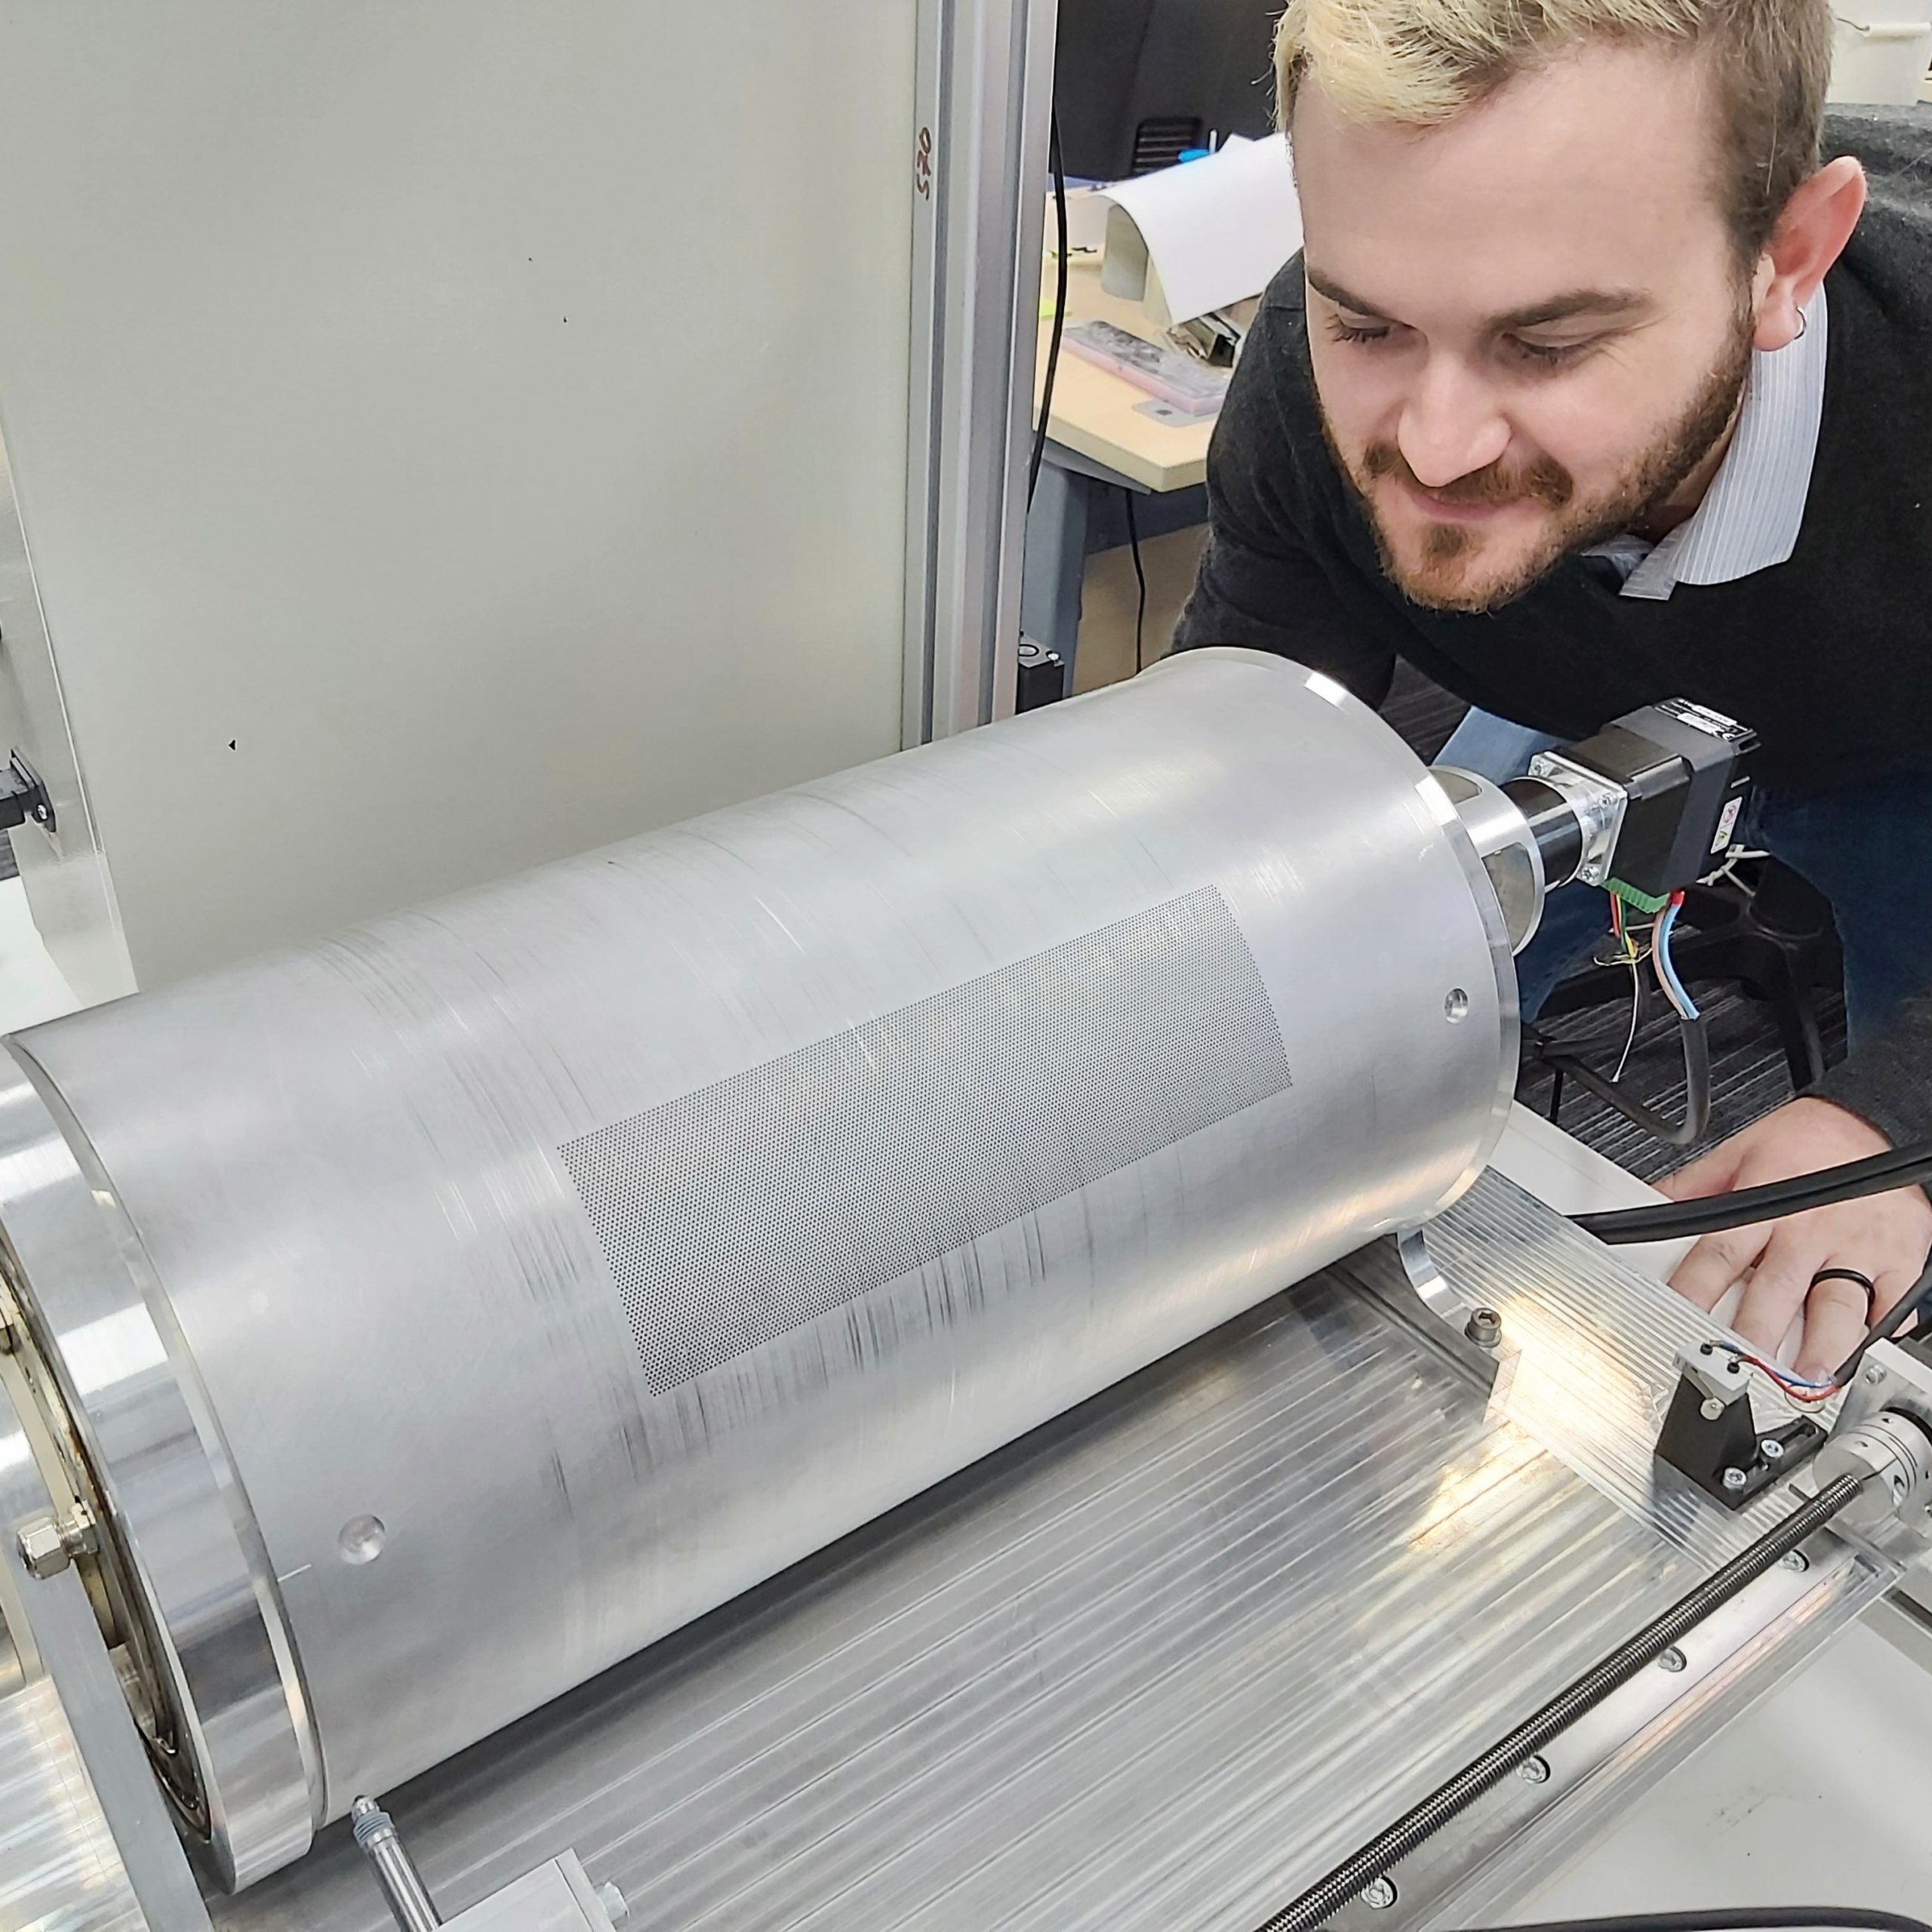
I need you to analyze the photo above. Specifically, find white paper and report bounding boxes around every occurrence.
[1095,134,1303,328]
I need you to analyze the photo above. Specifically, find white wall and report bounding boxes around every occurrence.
[0,3,917,989]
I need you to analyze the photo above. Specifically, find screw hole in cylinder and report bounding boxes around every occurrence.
[338,1515,386,1565]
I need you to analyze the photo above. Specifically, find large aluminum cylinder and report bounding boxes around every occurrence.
[0,649,1516,1887]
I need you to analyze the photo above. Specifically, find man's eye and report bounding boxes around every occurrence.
[1506,336,1592,368]
[1327,318,1392,346]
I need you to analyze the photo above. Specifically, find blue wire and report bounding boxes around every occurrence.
[1653,899,1700,1021]
[1709,1338,1838,1392]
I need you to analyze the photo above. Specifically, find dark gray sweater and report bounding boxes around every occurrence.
[1174,109,1932,1147]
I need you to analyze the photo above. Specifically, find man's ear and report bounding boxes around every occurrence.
[1752,156,1866,351]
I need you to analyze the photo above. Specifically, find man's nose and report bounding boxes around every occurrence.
[1395,358,1511,488]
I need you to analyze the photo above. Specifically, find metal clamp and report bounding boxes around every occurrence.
[1654,1342,1826,1508]
[1525,752,1626,888]
[1816,1342,1932,1548]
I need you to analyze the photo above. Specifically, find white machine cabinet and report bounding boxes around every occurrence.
[0,1,1051,997]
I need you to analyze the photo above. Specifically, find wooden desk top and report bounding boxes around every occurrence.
[1035,259,1214,494]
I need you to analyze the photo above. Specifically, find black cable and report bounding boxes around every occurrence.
[1547,1063,1565,1126]
[1835,1254,1932,1384]
[1537,1011,1712,1150]
[1456,1912,1932,1932]
[1026,112,1069,509]
[1577,1139,1932,1245]
[1123,488,1146,672]
[1249,1476,1865,1932]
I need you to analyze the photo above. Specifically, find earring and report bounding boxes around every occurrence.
[1793,309,1808,340]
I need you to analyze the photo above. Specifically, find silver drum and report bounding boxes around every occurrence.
[0,648,1517,1885]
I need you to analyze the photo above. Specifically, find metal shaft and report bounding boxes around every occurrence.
[350,1798,441,1932]
[1254,1473,1865,1932]
[1502,777,1586,890]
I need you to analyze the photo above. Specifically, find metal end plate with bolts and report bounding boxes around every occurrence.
[0,650,1924,1931]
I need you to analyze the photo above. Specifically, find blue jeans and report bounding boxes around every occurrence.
[1438,709,1932,1048]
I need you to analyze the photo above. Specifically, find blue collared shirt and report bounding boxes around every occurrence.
[1586,286,1828,600]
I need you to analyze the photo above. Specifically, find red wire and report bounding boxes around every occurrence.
[1611,893,1635,961]
[1735,1353,1841,1402]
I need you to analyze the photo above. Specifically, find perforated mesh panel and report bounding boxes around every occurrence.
[561,886,1291,1395]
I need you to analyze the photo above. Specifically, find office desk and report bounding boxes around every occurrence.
[1020,259,1215,691]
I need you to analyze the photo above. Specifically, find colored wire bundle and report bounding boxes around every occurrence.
[1611,963,1643,1083]
[1703,1256,1932,1403]
[1653,891,1700,1020]
[1536,889,1711,1149]
[1707,1341,1841,1403]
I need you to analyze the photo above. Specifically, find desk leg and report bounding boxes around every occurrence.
[1019,459,1094,699]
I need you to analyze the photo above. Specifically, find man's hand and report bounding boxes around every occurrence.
[1661,1097,1932,1382]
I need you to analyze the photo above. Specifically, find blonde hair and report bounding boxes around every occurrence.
[1275,0,1832,252]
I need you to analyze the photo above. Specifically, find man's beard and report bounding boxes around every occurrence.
[1324,311,1755,614]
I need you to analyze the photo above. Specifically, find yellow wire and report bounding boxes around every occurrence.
[1610,894,1638,963]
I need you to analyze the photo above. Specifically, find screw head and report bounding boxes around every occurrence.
[1657,1646,1688,1673]
[1866,1363,1888,1387]
[1464,1307,1503,1349]
[1518,1755,1552,1785]
[1700,1397,1726,1422]
[15,1503,97,1581]
[16,1514,69,1580]
[597,1882,629,1928]
[1760,1437,1786,1463]
[1780,1549,1810,1574]
[1721,1466,1749,1492]
[1443,989,1470,1023]
[1363,1878,1398,1911]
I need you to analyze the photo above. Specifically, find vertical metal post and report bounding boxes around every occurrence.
[0,420,135,1005]
[0,1412,212,1930]
[903,0,1059,745]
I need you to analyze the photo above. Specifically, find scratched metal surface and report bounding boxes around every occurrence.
[1414,1174,1835,1558]
[0,1675,146,1932]
[12,651,1517,1829]
[215,1173,1884,1932]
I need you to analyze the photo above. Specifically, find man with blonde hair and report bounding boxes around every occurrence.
[1176,0,1931,1378]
